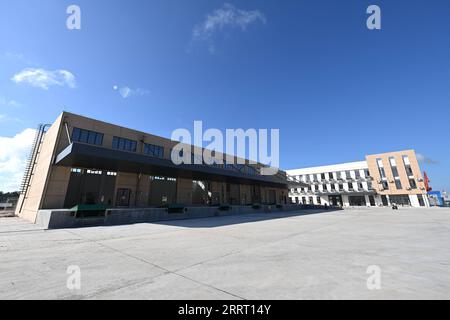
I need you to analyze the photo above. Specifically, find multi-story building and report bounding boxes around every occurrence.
[16,112,293,223]
[287,150,430,208]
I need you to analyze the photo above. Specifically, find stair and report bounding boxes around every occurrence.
[20,124,47,195]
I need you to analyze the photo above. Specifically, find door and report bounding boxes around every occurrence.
[418,195,425,207]
[369,196,376,207]
[381,195,389,206]
[116,189,131,207]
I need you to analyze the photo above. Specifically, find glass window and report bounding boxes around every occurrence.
[72,128,81,141]
[345,171,351,179]
[71,127,104,146]
[402,155,411,166]
[389,157,397,167]
[395,180,403,190]
[80,130,88,143]
[390,157,400,178]
[377,158,386,179]
[112,136,137,152]
[409,179,417,189]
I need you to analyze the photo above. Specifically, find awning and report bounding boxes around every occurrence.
[55,143,288,188]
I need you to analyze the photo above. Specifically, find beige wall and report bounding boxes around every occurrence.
[366,150,426,196]
[16,114,65,222]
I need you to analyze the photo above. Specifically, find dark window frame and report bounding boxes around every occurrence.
[71,127,104,146]
[112,136,137,153]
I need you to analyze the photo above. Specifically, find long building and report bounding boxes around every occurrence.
[287,150,430,208]
[16,112,293,223]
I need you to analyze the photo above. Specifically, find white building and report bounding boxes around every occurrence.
[287,150,430,208]
[287,161,378,207]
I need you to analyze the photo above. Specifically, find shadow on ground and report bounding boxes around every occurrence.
[154,208,342,228]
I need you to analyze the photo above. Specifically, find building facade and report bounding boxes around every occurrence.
[287,150,430,208]
[16,112,291,223]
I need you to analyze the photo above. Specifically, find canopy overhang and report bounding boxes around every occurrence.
[55,143,289,188]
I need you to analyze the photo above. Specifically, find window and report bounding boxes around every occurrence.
[409,179,417,189]
[112,137,137,152]
[321,173,326,181]
[381,181,389,190]
[144,143,164,158]
[395,179,403,190]
[345,171,351,180]
[323,184,328,192]
[86,170,102,175]
[317,197,321,205]
[355,170,361,179]
[328,173,333,180]
[348,183,354,191]
[402,155,414,176]
[389,157,400,178]
[72,128,104,146]
[358,183,364,190]
[377,159,386,179]
[339,184,344,191]
[331,184,336,191]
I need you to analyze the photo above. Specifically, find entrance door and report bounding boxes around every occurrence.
[329,195,343,207]
[116,189,131,207]
[381,195,389,206]
[418,195,425,207]
[349,196,366,206]
[267,190,276,205]
[369,196,376,207]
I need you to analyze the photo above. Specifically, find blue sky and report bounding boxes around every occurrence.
[0,0,449,192]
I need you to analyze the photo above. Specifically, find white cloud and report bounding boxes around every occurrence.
[0,97,21,107]
[417,153,439,165]
[11,68,76,90]
[0,128,36,192]
[192,3,266,52]
[113,85,149,99]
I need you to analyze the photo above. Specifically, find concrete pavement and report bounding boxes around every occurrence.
[1,207,449,300]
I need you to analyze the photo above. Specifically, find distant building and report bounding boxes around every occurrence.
[443,192,450,207]
[428,191,445,207]
[287,150,430,208]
